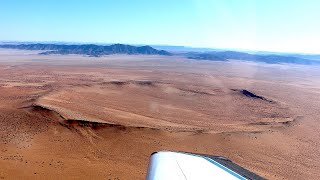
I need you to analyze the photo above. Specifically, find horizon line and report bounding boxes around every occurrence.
[0,40,319,55]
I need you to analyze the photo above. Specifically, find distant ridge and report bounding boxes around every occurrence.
[187,51,320,65]
[0,43,171,57]
[1,43,319,65]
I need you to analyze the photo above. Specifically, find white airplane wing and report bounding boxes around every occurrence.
[146,151,264,180]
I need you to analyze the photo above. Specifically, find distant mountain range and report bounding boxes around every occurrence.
[187,51,320,65]
[0,43,171,56]
[0,43,319,65]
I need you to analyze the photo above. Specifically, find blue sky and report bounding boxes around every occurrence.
[0,0,319,53]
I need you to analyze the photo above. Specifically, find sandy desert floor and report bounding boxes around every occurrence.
[0,49,320,179]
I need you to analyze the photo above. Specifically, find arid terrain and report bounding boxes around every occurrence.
[0,49,320,179]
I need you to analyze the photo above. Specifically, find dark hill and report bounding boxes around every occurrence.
[0,43,171,57]
[231,89,273,102]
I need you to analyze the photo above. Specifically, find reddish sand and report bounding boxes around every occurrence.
[0,49,320,179]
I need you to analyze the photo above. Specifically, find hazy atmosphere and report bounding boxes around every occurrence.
[1,0,320,53]
[0,1,320,180]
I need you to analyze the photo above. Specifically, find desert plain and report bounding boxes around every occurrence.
[0,49,319,179]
